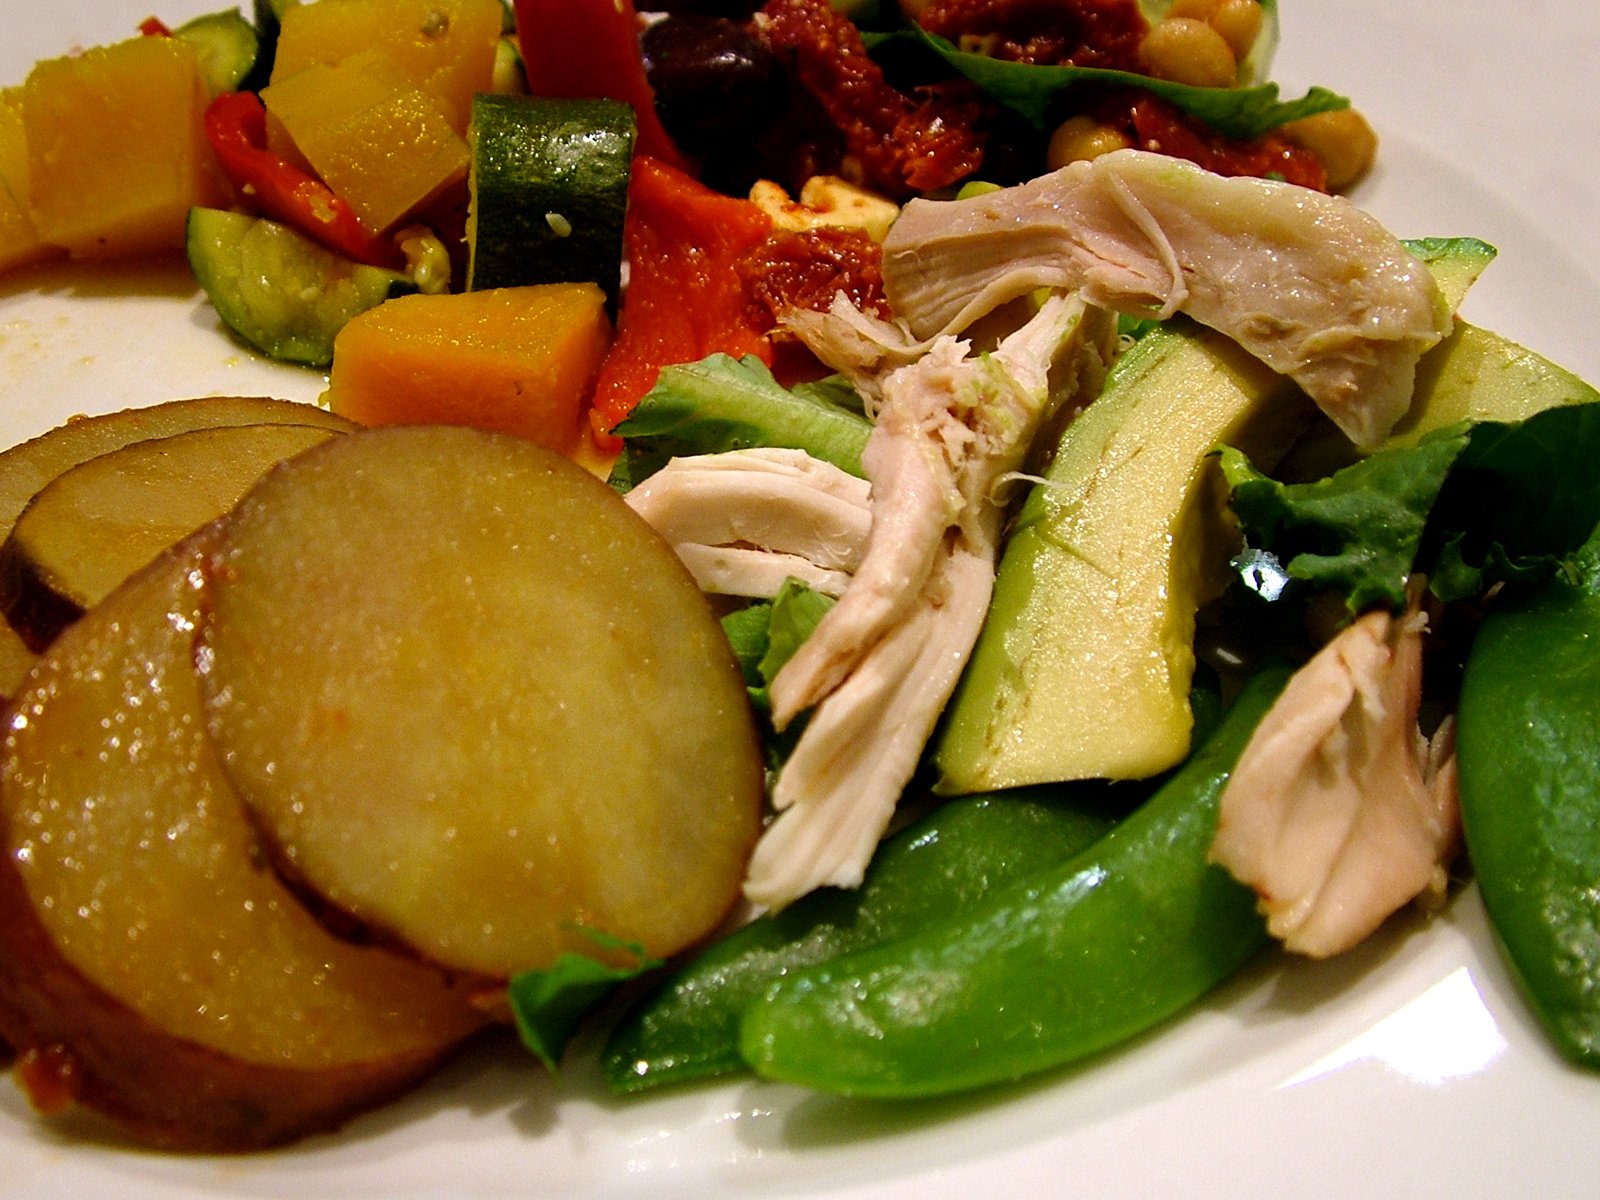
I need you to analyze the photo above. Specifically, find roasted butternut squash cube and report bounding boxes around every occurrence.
[24,37,227,259]
[323,284,613,454]
[0,88,57,273]
[271,0,501,131]
[263,50,468,233]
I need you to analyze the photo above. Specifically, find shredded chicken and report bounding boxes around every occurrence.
[881,148,1450,448]
[743,294,1116,908]
[1208,593,1461,958]
[623,448,872,599]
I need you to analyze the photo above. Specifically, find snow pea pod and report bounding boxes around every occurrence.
[737,666,1290,1098]
[1457,524,1600,1069]
[601,784,1128,1093]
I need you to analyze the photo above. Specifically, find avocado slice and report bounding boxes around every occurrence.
[932,318,1309,792]
[932,236,1560,794]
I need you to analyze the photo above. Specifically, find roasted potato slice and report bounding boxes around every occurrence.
[0,422,342,648]
[198,425,765,980]
[0,395,354,685]
[0,531,486,1152]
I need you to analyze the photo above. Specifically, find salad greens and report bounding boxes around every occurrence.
[1221,402,1600,614]
[608,354,870,493]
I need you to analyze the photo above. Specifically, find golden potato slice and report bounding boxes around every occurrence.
[0,422,342,648]
[0,395,355,683]
[198,425,765,980]
[0,531,486,1152]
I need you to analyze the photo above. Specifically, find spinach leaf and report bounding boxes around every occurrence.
[887,25,1345,137]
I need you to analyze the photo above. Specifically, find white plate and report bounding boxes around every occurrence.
[3,3,1599,1198]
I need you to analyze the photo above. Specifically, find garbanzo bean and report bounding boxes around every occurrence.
[1165,0,1218,18]
[1281,107,1379,191]
[1209,0,1264,61]
[1046,115,1133,170]
[1140,17,1238,89]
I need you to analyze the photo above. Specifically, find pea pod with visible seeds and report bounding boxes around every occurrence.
[1457,524,1600,1069]
[601,784,1130,1093]
[736,666,1290,1098]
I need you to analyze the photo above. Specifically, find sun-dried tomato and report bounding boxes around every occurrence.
[757,0,986,198]
[918,0,1148,70]
[1098,90,1329,191]
[738,226,891,331]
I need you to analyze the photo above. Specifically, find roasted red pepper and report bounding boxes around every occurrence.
[587,156,775,450]
[513,0,690,172]
[202,91,400,268]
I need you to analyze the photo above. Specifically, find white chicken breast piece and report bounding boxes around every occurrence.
[882,149,1449,448]
[1208,598,1461,958]
[743,294,1116,908]
[623,448,872,599]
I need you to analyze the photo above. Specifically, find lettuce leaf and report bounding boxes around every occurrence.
[1221,402,1600,613]
[507,930,661,1073]
[722,580,835,771]
[608,354,870,492]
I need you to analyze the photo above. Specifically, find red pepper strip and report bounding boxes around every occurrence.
[139,16,172,36]
[202,91,402,268]
[513,0,691,173]
[587,156,775,451]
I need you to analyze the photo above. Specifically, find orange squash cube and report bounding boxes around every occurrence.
[262,51,469,234]
[24,37,227,259]
[0,88,57,273]
[271,0,501,132]
[323,284,614,455]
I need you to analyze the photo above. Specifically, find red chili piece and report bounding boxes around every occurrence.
[202,91,401,267]
[513,0,691,172]
[587,156,776,450]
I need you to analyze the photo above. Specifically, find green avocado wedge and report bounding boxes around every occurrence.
[1457,521,1600,1069]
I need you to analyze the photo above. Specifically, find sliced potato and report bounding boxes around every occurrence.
[0,395,355,679]
[0,422,342,648]
[0,531,487,1152]
[198,425,765,980]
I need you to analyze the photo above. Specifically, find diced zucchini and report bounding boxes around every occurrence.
[186,206,414,367]
[173,9,261,94]
[466,93,634,304]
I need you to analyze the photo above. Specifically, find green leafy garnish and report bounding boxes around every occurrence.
[889,25,1346,138]
[722,580,835,770]
[507,929,662,1073]
[608,354,870,492]
[1221,402,1600,613]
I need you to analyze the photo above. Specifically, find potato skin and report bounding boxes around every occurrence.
[0,843,471,1153]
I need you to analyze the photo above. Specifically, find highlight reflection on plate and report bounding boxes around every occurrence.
[3,3,1599,1198]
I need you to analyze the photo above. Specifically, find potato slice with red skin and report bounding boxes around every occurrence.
[0,422,344,649]
[198,425,765,981]
[0,530,487,1152]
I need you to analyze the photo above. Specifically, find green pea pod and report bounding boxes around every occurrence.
[601,785,1129,1093]
[1457,525,1600,1069]
[737,666,1290,1098]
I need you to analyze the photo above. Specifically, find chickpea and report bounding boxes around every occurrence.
[1208,0,1264,62]
[1139,18,1238,89]
[1046,116,1133,170]
[1165,0,1218,19]
[1281,107,1379,191]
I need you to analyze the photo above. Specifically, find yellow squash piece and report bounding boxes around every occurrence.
[323,283,613,455]
[263,50,468,233]
[271,0,501,132]
[0,88,56,273]
[23,36,227,259]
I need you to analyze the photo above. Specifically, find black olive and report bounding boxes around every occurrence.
[641,15,788,153]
